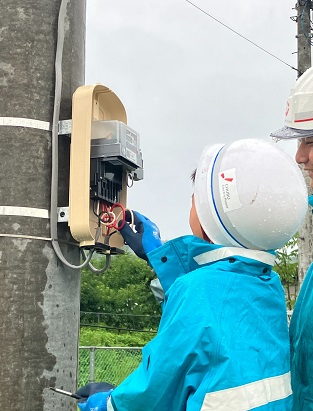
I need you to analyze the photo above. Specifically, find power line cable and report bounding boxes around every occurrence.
[185,0,299,73]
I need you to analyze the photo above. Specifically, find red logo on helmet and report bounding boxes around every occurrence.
[221,173,233,182]
[285,101,290,117]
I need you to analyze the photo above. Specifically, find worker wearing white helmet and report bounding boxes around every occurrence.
[271,66,313,411]
[77,139,307,411]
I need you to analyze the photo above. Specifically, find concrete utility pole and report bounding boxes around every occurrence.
[296,0,313,283]
[0,1,85,410]
[297,0,312,75]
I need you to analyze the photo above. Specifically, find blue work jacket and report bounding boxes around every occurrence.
[108,236,292,411]
[289,195,313,411]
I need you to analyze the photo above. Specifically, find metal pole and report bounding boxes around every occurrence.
[296,1,313,284]
[296,0,312,76]
[0,1,85,409]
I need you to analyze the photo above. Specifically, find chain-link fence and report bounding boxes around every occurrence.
[78,346,142,388]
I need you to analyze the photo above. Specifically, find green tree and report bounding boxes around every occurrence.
[80,253,162,330]
[79,328,155,347]
[274,235,299,310]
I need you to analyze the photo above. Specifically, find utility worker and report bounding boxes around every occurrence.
[77,138,307,411]
[271,66,313,411]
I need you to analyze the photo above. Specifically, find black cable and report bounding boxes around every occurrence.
[185,0,298,73]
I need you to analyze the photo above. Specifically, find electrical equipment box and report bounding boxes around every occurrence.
[69,84,143,249]
[90,120,143,202]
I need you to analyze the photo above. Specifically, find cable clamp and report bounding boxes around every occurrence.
[0,206,69,223]
[0,206,49,219]
[0,234,79,247]
[0,117,51,131]
[0,234,52,241]
[57,207,69,222]
[58,119,72,135]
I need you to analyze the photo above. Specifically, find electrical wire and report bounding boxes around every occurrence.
[82,226,112,274]
[83,249,112,274]
[83,204,134,274]
[93,201,127,235]
[185,0,299,73]
[50,0,94,270]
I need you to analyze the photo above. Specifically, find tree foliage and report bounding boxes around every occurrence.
[274,234,299,310]
[79,327,155,347]
[80,253,162,331]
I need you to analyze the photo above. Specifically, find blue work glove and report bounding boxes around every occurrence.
[76,382,115,400]
[119,210,162,260]
[77,390,113,411]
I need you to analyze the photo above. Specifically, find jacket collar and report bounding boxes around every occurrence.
[193,247,276,266]
[148,236,276,294]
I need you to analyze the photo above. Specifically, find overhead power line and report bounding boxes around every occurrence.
[185,0,298,73]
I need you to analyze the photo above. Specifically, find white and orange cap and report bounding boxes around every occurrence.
[271,67,313,139]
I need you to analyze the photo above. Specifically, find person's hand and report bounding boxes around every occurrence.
[77,389,113,411]
[76,383,114,411]
[76,382,115,400]
[119,210,162,260]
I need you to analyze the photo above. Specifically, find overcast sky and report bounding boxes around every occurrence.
[86,0,300,241]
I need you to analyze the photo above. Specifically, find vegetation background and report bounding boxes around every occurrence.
[80,252,161,347]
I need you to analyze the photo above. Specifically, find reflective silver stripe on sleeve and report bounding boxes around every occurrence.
[107,396,114,411]
[150,278,165,303]
[200,372,292,411]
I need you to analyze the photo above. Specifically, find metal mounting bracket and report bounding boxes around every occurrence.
[58,119,72,135]
[57,207,69,222]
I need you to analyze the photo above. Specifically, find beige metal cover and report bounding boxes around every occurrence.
[69,84,127,248]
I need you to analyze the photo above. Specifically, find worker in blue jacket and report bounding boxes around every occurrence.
[78,138,308,411]
[271,66,313,411]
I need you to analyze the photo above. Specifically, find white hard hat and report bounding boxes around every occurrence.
[194,139,307,250]
[271,67,313,139]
